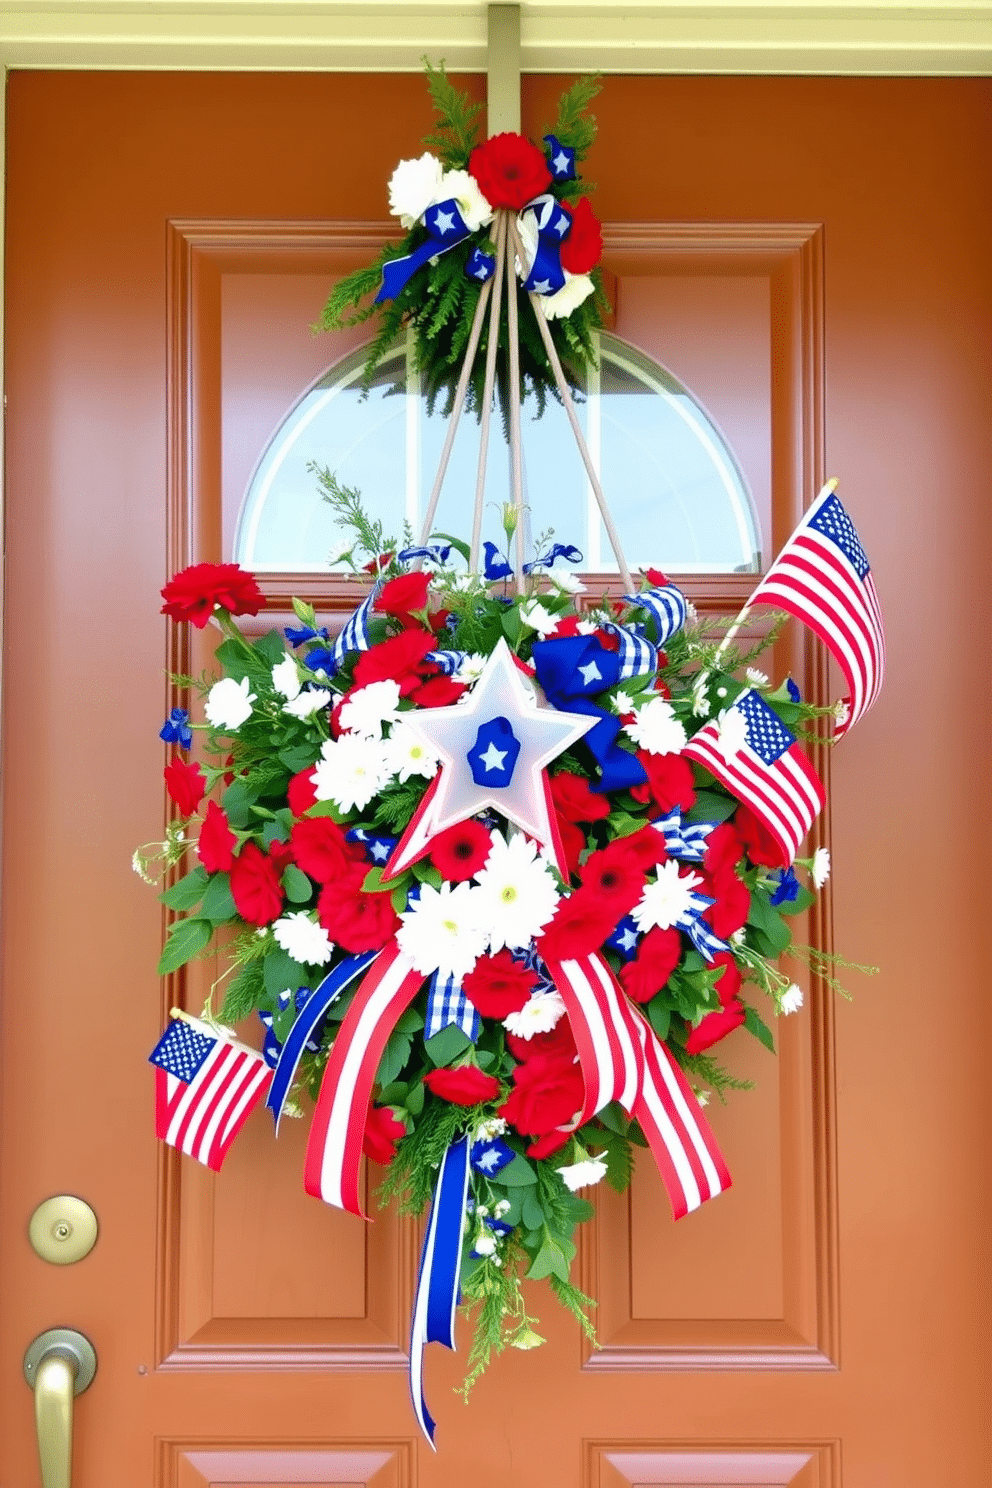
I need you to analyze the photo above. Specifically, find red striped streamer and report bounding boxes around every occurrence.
[544,953,642,1123]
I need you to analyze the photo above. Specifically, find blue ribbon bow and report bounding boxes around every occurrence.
[465,246,496,282]
[544,133,577,181]
[376,199,474,303]
[520,193,573,296]
[531,635,647,794]
[523,541,583,574]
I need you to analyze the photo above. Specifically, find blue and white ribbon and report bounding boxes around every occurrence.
[685,917,731,964]
[654,809,716,863]
[376,199,474,303]
[623,582,688,647]
[523,541,583,574]
[397,543,452,566]
[264,952,379,1130]
[531,634,648,793]
[519,193,573,296]
[304,580,383,677]
[602,622,657,681]
[410,1135,471,1446]
[465,247,496,282]
[423,649,468,676]
[544,133,576,182]
[425,973,480,1043]
[346,827,397,866]
[482,541,513,581]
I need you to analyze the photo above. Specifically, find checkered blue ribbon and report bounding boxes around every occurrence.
[654,809,717,863]
[425,973,480,1043]
[624,582,688,647]
[602,621,657,681]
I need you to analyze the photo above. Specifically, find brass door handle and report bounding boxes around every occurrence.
[23,1329,97,1488]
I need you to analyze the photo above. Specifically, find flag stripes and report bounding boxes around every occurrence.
[151,1017,271,1172]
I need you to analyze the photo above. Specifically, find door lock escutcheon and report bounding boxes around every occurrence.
[28,1197,98,1266]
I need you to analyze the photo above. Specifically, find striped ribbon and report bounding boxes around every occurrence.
[623,582,688,646]
[409,1135,471,1446]
[331,582,382,673]
[423,649,468,676]
[654,808,717,863]
[543,953,642,1122]
[602,621,657,680]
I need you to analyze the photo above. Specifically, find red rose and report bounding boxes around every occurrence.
[291,816,361,883]
[376,571,430,617]
[423,1065,501,1107]
[469,132,552,210]
[735,804,788,869]
[560,196,603,274]
[538,889,617,962]
[706,865,750,939]
[430,820,493,882]
[550,770,610,823]
[506,1016,578,1065]
[526,1128,572,1159]
[499,1051,584,1136]
[619,926,681,1004]
[317,877,399,952]
[555,815,585,881]
[710,951,743,1006]
[287,767,319,817]
[160,562,264,628]
[685,999,746,1054]
[580,840,645,915]
[164,758,206,816]
[230,841,283,925]
[363,1104,407,1165]
[630,751,696,816]
[409,676,467,708]
[463,950,538,1019]
[703,822,745,876]
[197,800,237,874]
[353,630,435,693]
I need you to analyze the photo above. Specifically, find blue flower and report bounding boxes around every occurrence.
[770,866,800,905]
[159,708,192,749]
[786,678,802,703]
[302,646,336,677]
[483,541,513,581]
[285,624,329,648]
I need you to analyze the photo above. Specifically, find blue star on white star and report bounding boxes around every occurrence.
[479,741,509,773]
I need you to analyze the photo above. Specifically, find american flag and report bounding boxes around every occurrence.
[682,688,825,865]
[149,1016,272,1171]
[746,482,885,735]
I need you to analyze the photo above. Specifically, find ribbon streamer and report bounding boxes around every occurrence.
[376,199,474,303]
[410,1135,471,1446]
[544,953,643,1122]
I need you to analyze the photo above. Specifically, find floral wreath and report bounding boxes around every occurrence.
[142,72,884,1448]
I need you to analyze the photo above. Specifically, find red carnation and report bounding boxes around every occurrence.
[424,1065,501,1107]
[623,825,670,870]
[703,821,745,877]
[526,1128,573,1159]
[619,926,682,1004]
[538,889,617,962]
[160,562,264,628]
[363,1104,407,1165]
[286,767,319,817]
[499,1051,584,1136]
[630,750,696,816]
[560,196,603,275]
[685,999,746,1054]
[580,840,645,916]
[291,816,361,883]
[197,799,237,874]
[506,1015,578,1065]
[164,758,206,816]
[645,568,670,587]
[230,841,283,925]
[375,571,430,617]
[463,950,538,1019]
[409,675,467,708]
[705,865,750,939]
[317,877,399,953]
[430,819,493,882]
[735,804,788,869]
[469,132,551,210]
[555,814,585,881]
[353,629,435,693]
[710,951,743,1006]
[550,770,610,823]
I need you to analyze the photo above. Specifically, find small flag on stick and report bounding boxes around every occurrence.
[149,1013,272,1171]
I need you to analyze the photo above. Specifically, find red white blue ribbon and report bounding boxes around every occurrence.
[409,1135,471,1447]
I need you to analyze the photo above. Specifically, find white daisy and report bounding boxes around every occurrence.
[311,734,391,813]
[272,912,333,966]
[453,653,488,684]
[326,540,354,566]
[439,167,493,232]
[271,653,302,700]
[622,695,688,755]
[633,860,706,932]
[396,880,489,981]
[745,667,769,687]
[542,272,595,321]
[204,675,256,731]
[691,670,712,718]
[474,830,561,952]
[716,706,749,760]
[780,984,804,1014]
[610,688,637,716]
[556,1156,608,1191]
[283,687,331,719]
[519,599,560,637]
[338,680,402,739]
[502,989,567,1039]
[544,569,585,595]
[811,847,831,888]
[383,721,440,783]
[387,151,444,228]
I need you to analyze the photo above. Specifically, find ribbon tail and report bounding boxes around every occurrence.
[380,773,442,882]
[409,1135,470,1448]
[266,951,380,1132]
[544,953,643,1125]
[303,943,425,1217]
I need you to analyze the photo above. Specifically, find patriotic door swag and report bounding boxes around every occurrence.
[142,72,885,1445]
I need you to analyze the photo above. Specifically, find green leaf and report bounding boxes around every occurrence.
[161,866,209,911]
[253,629,290,666]
[391,884,410,913]
[200,872,237,923]
[411,861,443,889]
[376,1027,413,1088]
[595,1101,630,1136]
[525,1229,576,1283]
[404,1082,425,1116]
[432,531,471,563]
[222,779,256,828]
[156,917,212,975]
[395,1006,425,1034]
[305,800,348,822]
[743,1004,776,1053]
[495,1154,538,1187]
[778,883,815,917]
[282,864,313,904]
[647,997,671,1041]
[424,1024,473,1067]
[501,606,522,645]
[291,597,318,629]
[263,948,308,997]
[747,891,792,954]
[362,865,397,894]
[602,1136,634,1194]
[522,1193,545,1231]
[685,790,739,826]
[279,744,319,774]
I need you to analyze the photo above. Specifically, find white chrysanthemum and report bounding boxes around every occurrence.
[475,1115,508,1141]
[396,880,489,981]
[519,599,560,637]
[633,860,706,932]
[716,706,749,760]
[610,688,637,715]
[502,989,567,1039]
[383,721,440,783]
[556,1156,608,1191]
[453,653,488,684]
[811,847,831,889]
[691,670,712,718]
[622,696,688,755]
[272,912,333,966]
[326,540,354,566]
[204,675,256,731]
[745,667,769,687]
[387,151,444,227]
[439,167,493,231]
[338,680,402,739]
[474,831,561,952]
[542,271,595,321]
[780,984,804,1014]
[545,568,585,594]
[311,734,391,813]
[283,687,331,720]
[272,653,302,700]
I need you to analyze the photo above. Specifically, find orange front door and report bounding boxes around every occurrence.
[2,71,989,1487]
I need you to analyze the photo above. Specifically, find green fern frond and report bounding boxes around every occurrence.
[422,58,483,168]
[547,74,602,159]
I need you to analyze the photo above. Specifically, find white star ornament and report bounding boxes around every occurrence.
[380,639,595,881]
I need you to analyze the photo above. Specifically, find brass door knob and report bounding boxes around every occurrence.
[23,1329,97,1488]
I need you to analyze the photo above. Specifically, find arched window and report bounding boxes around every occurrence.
[235,333,760,575]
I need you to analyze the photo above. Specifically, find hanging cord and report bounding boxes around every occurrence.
[507,218,634,593]
[503,210,527,593]
[469,211,509,573]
